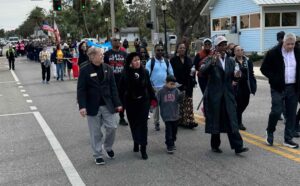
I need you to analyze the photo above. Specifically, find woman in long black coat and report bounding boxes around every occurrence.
[119,52,157,160]
[233,45,257,131]
[200,36,248,154]
[170,43,197,129]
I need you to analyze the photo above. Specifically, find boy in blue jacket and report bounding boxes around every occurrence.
[157,75,184,154]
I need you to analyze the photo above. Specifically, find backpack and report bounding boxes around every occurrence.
[149,57,170,77]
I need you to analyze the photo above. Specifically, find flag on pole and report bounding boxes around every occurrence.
[53,20,61,44]
[42,24,54,32]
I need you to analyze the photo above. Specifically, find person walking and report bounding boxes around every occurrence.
[56,44,64,81]
[119,52,157,160]
[232,45,257,130]
[6,45,16,70]
[77,47,122,165]
[39,45,51,84]
[78,41,89,68]
[123,39,129,52]
[146,44,174,131]
[157,75,184,154]
[194,38,213,94]
[261,33,300,148]
[170,43,197,129]
[104,37,128,126]
[200,36,249,154]
[139,46,150,67]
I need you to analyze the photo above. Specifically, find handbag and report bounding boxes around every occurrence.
[44,59,51,68]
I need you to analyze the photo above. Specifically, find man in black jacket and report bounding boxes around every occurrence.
[261,33,300,149]
[77,47,123,165]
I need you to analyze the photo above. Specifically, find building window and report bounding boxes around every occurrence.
[282,12,297,26]
[220,18,230,30]
[265,13,280,27]
[240,15,250,29]
[212,19,221,31]
[250,13,260,28]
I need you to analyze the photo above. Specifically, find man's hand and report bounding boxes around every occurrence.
[232,81,238,86]
[115,106,123,113]
[79,108,87,117]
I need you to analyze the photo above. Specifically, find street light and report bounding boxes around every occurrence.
[161,4,168,57]
[105,18,109,41]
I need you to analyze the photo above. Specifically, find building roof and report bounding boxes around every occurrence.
[201,0,300,15]
[120,27,139,33]
[254,0,300,5]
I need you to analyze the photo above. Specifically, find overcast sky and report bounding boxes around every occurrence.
[0,0,51,30]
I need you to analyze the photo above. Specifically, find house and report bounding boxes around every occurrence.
[201,0,300,53]
[119,27,140,42]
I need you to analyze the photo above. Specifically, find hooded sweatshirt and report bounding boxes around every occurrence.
[157,85,184,122]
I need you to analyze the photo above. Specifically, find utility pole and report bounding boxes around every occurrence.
[110,0,116,38]
[150,0,157,44]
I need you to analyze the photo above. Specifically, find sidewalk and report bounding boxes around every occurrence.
[254,66,266,80]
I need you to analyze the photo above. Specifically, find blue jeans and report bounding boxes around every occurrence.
[56,63,64,80]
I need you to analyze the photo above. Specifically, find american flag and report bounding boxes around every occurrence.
[53,21,61,44]
[42,24,54,32]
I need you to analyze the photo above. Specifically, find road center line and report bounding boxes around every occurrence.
[33,112,85,186]
[0,112,33,117]
[194,114,300,162]
[10,70,20,82]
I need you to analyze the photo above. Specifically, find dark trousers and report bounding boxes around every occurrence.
[165,120,178,147]
[267,86,298,141]
[296,108,300,132]
[8,58,15,70]
[41,64,50,82]
[211,132,243,150]
[235,90,250,126]
[126,99,150,146]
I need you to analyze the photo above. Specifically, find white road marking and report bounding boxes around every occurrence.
[23,94,29,97]
[30,106,37,110]
[18,86,24,88]
[16,82,21,85]
[0,94,2,97]
[26,100,33,103]
[0,81,16,84]
[10,70,20,82]
[33,112,85,186]
[0,112,33,117]
[20,89,26,93]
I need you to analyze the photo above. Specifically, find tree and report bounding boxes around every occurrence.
[168,0,209,42]
[0,29,5,38]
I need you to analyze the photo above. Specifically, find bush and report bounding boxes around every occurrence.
[248,52,264,62]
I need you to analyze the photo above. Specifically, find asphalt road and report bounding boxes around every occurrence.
[1,56,300,186]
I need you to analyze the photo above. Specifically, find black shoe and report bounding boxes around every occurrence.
[140,145,148,160]
[239,124,246,131]
[155,123,160,131]
[265,131,273,146]
[293,132,300,138]
[235,147,249,154]
[187,122,198,129]
[95,158,105,165]
[133,143,139,152]
[211,148,223,153]
[56,77,59,81]
[167,146,174,154]
[106,150,115,158]
[119,118,128,126]
[283,140,299,149]
[173,145,176,150]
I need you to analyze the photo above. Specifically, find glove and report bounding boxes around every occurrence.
[150,100,158,108]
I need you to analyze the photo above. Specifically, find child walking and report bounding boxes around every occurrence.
[157,75,184,154]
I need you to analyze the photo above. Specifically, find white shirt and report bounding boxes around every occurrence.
[282,48,296,84]
[219,54,226,70]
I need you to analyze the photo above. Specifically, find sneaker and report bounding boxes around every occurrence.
[167,146,174,154]
[265,131,273,146]
[106,150,115,158]
[235,147,249,154]
[95,158,105,165]
[119,118,128,126]
[173,145,176,150]
[283,140,299,149]
[46,81,50,84]
[155,123,160,131]
[211,148,223,153]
